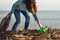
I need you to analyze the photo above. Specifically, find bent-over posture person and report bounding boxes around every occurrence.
[7,0,42,30]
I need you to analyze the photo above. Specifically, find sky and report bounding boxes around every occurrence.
[0,0,60,10]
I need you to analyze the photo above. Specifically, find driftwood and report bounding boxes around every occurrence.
[24,0,37,13]
[0,14,11,31]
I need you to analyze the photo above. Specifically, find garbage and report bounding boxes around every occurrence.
[0,14,11,31]
[0,28,60,40]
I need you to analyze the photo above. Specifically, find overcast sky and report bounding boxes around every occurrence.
[0,0,60,10]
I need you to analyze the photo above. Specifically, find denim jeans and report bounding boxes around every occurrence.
[12,9,30,30]
[12,9,38,30]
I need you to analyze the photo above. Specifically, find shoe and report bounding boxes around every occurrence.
[37,26,47,33]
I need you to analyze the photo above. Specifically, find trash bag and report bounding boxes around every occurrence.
[0,14,11,31]
[24,0,37,13]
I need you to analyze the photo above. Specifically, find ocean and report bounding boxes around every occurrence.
[0,10,60,30]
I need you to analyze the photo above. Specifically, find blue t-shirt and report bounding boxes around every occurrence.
[10,0,27,14]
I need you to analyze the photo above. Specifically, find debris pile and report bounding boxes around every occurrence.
[0,28,60,40]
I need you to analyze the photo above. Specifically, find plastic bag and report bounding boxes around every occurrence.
[0,14,11,31]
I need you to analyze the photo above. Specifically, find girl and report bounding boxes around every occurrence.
[7,0,42,30]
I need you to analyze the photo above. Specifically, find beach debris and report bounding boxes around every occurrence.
[0,28,60,40]
[0,14,11,31]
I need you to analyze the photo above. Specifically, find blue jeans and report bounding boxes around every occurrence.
[12,9,30,30]
[12,9,38,30]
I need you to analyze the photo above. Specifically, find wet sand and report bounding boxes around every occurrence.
[0,28,60,40]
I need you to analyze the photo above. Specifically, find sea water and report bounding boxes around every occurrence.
[0,10,60,30]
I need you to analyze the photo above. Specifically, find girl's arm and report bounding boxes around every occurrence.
[32,14,42,28]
